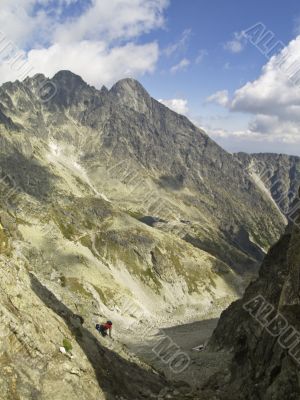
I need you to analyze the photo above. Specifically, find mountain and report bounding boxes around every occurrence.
[0,70,298,398]
[237,152,300,222]
[0,72,288,270]
[205,187,300,399]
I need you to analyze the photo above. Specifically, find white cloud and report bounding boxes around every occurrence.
[229,35,300,142]
[231,36,300,118]
[247,115,300,143]
[224,40,243,54]
[195,49,207,64]
[170,58,190,74]
[26,41,159,87]
[224,31,246,53]
[0,40,158,87]
[0,0,79,47]
[164,29,191,57]
[158,98,189,115]
[203,35,300,152]
[206,128,248,139]
[199,126,298,158]
[205,124,300,156]
[0,0,169,86]
[0,0,44,46]
[206,90,229,107]
[54,0,169,43]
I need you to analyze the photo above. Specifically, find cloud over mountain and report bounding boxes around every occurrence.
[0,0,169,87]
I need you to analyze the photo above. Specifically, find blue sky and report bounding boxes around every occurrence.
[141,0,300,155]
[1,0,300,155]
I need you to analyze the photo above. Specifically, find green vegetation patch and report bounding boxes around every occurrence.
[93,285,116,305]
[63,338,72,352]
[0,224,10,255]
[60,276,91,298]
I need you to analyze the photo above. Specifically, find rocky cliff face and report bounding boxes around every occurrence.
[237,152,300,220]
[0,71,297,399]
[0,250,166,400]
[0,72,288,274]
[206,187,300,399]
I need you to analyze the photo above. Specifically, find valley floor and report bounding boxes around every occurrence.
[123,318,232,396]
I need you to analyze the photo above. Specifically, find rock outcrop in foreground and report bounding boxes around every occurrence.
[206,188,300,399]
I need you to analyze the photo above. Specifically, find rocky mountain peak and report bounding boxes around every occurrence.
[110,77,149,95]
[109,77,152,113]
[52,70,86,86]
[100,85,109,94]
[25,73,47,83]
[46,70,95,109]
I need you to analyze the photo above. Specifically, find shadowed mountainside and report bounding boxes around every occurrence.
[205,187,300,399]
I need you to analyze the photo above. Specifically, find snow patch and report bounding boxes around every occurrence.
[47,141,110,202]
[49,142,61,156]
[248,164,286,222]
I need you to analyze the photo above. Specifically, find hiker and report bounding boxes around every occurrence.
[96,320,113,338]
